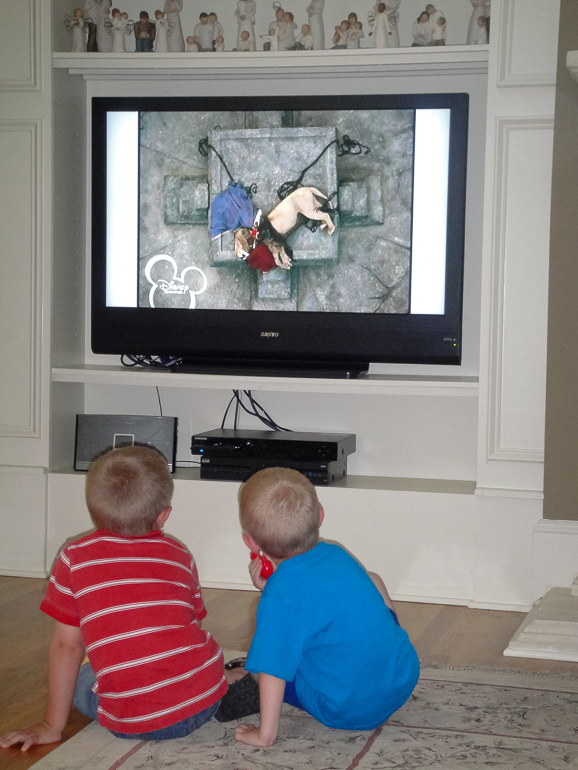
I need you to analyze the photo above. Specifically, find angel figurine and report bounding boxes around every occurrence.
[154,9,170,52]
[306,0,325,50]
[164,0,185,52]
[235,0,257,52]
[84,0,112,52]
[106,8,134,52]
[65,8,92,52]
[368,2,401,48]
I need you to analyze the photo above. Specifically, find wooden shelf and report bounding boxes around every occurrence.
[52,364,478,397]
[51,465,476,496]
[53,46,489,80]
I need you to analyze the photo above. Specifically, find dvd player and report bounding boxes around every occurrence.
[191,429,356,462]
[200,457,347,485]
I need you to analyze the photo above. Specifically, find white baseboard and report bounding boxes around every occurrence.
[0,568,47,579]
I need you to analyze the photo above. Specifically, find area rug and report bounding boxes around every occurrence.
[30,661,578,770]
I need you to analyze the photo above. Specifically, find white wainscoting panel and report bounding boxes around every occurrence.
[0,120,42,439]
[0,466,47,576]
[487,118,552,463]
[498,0,560,87]
[0,0,40,92]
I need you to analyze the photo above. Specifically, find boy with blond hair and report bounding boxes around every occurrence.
[0,446,227,750]
[219,467,419,746]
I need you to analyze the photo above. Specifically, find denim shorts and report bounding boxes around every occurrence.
[73,662,220,740]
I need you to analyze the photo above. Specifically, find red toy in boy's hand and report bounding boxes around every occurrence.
[250,551,274,578]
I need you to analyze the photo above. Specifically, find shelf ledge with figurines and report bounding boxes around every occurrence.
[53,46,489,80]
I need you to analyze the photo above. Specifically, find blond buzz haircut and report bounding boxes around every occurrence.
[85,445,174,536]
[239,467,320,560]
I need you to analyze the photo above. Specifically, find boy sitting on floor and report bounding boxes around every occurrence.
[0,446,227,750]
[217,467,419,746]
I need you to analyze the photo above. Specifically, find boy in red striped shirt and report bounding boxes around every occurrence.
[0,446,228,750]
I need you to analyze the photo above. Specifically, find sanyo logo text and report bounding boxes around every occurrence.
[261,331,279,338]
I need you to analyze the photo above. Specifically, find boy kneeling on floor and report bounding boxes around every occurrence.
[216,467,420,746]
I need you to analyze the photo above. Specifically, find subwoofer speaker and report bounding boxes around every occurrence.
[74,415,178,472]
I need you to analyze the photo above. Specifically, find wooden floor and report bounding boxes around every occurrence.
[2,575,578,770]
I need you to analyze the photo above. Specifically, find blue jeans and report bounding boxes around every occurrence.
[73,663,220,740]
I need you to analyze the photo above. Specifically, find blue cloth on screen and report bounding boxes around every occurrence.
[209,182,257,239]
[245,542,419,730]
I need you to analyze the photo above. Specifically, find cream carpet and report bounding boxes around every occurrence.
[30,660,578,770]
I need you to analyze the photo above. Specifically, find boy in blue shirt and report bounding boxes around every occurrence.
[222,467,419,747]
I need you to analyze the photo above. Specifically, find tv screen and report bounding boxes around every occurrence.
[91,93,468,377]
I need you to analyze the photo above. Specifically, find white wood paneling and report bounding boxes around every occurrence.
[0,466,47,576]
[0,0,40,92]
[498,0,560,87]
[487,118,553,463]
[0,120,42,438]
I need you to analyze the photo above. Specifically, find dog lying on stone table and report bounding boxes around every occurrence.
[233,186,335,270]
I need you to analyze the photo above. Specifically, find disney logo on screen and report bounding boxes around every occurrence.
[157,280,191,296]
[261,332,279,338]
[145,255,207,309]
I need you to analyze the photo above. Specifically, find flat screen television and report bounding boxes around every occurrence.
[91,92,468,378]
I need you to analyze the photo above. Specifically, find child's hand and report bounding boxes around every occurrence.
[248,554,268,591]
[235,722,276,746]
[0,721,63,751]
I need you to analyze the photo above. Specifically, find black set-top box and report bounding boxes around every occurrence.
[191,429,356,462]
[191,429,356,485]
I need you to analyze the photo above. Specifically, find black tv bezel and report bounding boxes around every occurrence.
[91,92,468,376]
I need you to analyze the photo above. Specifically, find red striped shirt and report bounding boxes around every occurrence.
[41,529,227,734]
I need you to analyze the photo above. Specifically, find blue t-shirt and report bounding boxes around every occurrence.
[245,542,419,730]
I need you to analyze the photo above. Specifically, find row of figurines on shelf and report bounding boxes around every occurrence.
[65,1,491,54]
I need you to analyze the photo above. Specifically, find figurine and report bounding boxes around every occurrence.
[208,12,223,50]
[294,23,314,50]
[236,29,253,51]
[134,10,155,51]
[368,3,400,48]
[346,20,364,49]
[261,26,280,51]
[65,8,90,52]
[466,1,484,44]
[411,11,432,46]
[84,0,113,52]
[483,0,491,40]
[431,13,446,45]
[86,18,98,51]
[278,11,297,50]
[106,9,133,52]
[214,35,225,52]
[471,14,487,44]
[425,5,445,45]
[186,34,198,51]
[164,0,185,51]
[235,0,257,52]
[331,20,349,49]
[306,0,324,50]
[263,5,284,51]
[193,12,214,52]
[154,9,169,51]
